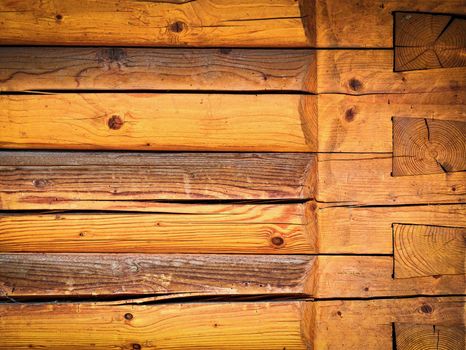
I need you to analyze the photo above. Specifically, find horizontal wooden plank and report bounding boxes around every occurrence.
[0,152,315,208]
[394,12,466,71]
[317,92,465,152]
[315,0,465,48]
[316,50,466,94]
[1,253,461,298]
[392,117,466,176]
[394,224,465,278]
[316,204,466,254]
[0,0,313,47]
[0,253,314,297]
[0,208,314,254]
[313,256,465,298]
[313,297,465,349]
[0,47,316,92]
[0,94,316,151]
[0,302,309,349]
[317,153,465,205]
[395,323,465,350]
[0,297,463,349]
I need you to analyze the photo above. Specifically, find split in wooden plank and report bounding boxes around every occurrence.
[0,47,316,92]
[0,0,314,47]
[315,203,466,254]
[0,152,315,208]
[0,208,315,254]
[0,94,317,152]
[316,50,466,94]
[394,224,466,278]
[312,297,465,349]
[317,91,465,153]
[1,253,462,298]
[0,297,463,349]
[395,12,466,71]
[316,153,465,205]
[0,253,315,297]
[395,323,465,350]
[392,117,466,176]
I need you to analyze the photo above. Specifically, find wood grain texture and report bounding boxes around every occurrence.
[0,302,309,349]
[0,253,315,297]
[315,0,465,48]
[313,297,465,349]
[0,0,314,47]
[0,152,315,208]
[0,93,316,151]
[315,204,466,254]
[395,323,465,350]
[394,224,466,278]
[313,256,465,298]
[393,117,466,176]
[316,50,466,94]
[316,153,465,205]
[0,209,315,254]
[395,12,466,71]
[317,92,465,153]
[0,47,316,92]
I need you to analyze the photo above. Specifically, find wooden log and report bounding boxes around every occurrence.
[0,152,315,208]
[0,94,316,152]
[0,47,316,92]
[0,208,314,254]
[395,12,466,71]
[316,50,466,94]
[315,0,465,48]
[0,0,314,47]
[313,256,465,298]
[394,224,465,278]
[317,153,465,205]
[395,323,465,350]
[0,302,309,349]
[317,92,465,153]
[392,117,466,176]
[312,297,465,349]
[315,204,466,254]
[0,298,463,349]
[0,253,315,297]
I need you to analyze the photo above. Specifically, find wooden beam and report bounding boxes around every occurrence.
[392,117,466,176]
[0,253,315,297]
[0,47,316,92]
[394,224,465,278]
[395,12,466,71]
[315,204,466,254]
[317,92,465,153]
[0,0,314,47]
[395,323,465,350]
[317,153,465,205]
[0,208,314,254]
[0,94,317,152]
[0,152,315,208]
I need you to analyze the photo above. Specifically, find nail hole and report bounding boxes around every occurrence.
[124,313,134,320]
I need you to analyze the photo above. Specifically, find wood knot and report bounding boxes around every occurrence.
[420,304,433,314]
[132,344,141,350]
[169,21,186,33]
[124,313,133,320]
[55,14,63,21]
[271,236,285,247]
[108,115,124,130]
[32,179,51,188]
[348,78,363,91]
[345,107,356,122]
[219,48,232,55]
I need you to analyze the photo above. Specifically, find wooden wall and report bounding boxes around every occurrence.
[0,1,465,349]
